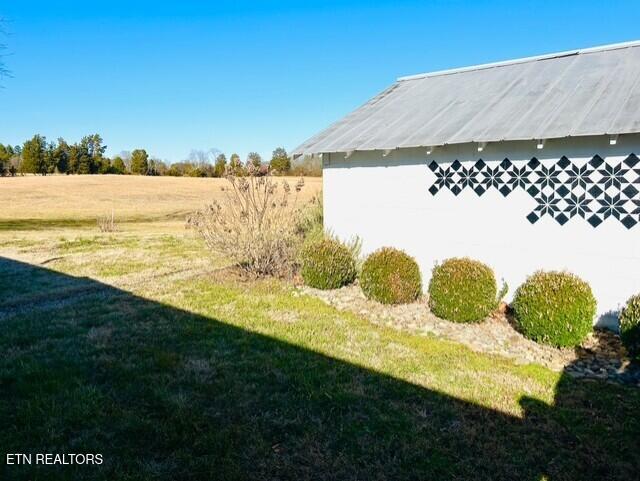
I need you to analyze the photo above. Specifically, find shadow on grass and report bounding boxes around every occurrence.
[0,257,638,480]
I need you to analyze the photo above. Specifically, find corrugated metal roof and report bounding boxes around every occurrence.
[293,41,640,155]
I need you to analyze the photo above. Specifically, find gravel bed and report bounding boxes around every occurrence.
[301,284,640,386]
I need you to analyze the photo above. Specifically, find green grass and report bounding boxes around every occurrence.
[1,226,639,480]
[0,218,98,231]
[0,212,190,232]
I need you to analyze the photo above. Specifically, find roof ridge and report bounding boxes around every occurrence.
[397,40,640,82]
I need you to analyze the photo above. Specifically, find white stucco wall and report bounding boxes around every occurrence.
[323,134,640,328]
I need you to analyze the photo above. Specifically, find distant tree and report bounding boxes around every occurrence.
[188,149,212,165]
[64,137,94,174]
[270,147,291,174]
[98,157,112,174]
[75,144,93,174]
[75,134,106,174]
[213,153,227,177]
[67,144,81,173]
[155,159,168,176]
[1,133,249,177]
[52,138,70,173]
[21,135,47,174]
[147,158,167,176]
[291,154,322,177]
[228,153,244,176]
[166,161,208,177]
[0,143,9,157]
[166,164,181,176]
[167,162,188,176]
[43,142,58,174]
[119,151,132,171]
[130,149,149,175]
[0,143,12,174]
[8,145,21,175]
[247,152,262,169]
[84,133,107,159]
[186,148,220,177]
[112,156,127,174]
[147,158,157,176]
[188,166,207,177]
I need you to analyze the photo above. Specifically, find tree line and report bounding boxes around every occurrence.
[0,134,320,177]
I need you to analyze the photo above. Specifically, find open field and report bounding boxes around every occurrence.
[1,175,322,230]
[1,175,639,480]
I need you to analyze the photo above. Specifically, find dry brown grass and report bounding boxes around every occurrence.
[0,174,322,223]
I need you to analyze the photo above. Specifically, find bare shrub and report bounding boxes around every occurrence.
[187,171,306,276]
[296,193,323,241]
[97,210,118,232]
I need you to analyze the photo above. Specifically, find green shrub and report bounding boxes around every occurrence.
[300,238,357,289]
[359,248,422,304]
[512,271,595,347]
[428,257,497,323]
[620,294,640,359]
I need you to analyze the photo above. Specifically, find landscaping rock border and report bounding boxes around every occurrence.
[301,284,640,387]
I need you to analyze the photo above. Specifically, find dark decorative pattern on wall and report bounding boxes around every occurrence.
[428,154,640,229]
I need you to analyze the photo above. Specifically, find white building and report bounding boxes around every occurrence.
[294,41,640,328]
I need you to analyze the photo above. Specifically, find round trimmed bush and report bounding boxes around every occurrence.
[300,238,357,289]
[512,271,595,347]
[620,294,640,359]
[428,257,497,323]
[359,248,422,304]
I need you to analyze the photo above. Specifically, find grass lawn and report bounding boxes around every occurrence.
[0,176,638,480]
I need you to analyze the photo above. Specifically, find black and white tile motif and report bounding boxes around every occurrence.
[428,154,640,229]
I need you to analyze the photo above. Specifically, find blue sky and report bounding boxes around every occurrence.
[1,0,639,163]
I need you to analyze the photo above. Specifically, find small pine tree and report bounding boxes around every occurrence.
[130,149,149,175]
[98,157,112,174]
[112,156,127,174]
[44,142,58,174]
[67,144,81,174]
[52,139,70,173]
[77,151,93,174]
[21,135,47,175]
